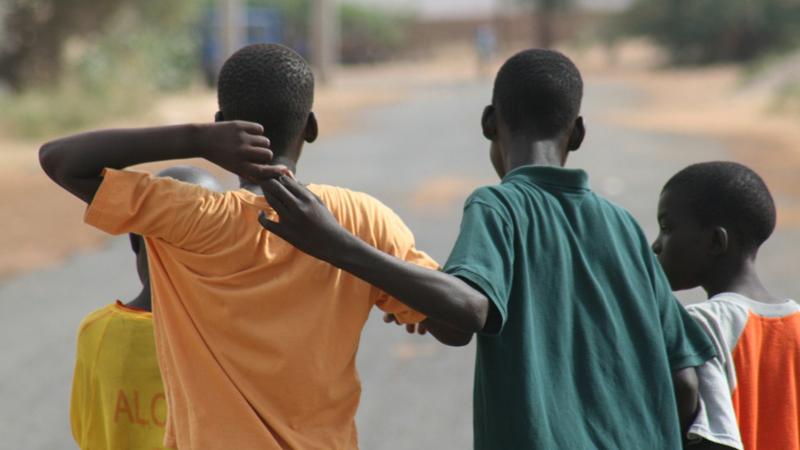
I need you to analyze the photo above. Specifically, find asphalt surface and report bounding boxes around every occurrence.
[1,74,797,449]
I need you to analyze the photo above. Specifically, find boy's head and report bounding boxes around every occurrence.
[482,49,585,177]
[216,43,317,166]
[130,166,224,285]
[651,161,776,291]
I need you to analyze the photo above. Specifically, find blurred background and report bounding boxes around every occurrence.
[1,0,799,448]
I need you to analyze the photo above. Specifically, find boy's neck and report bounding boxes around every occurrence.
[703,256,782,303]
[126,284,152,312]
[240,154,299,193]
[503,136,566,173]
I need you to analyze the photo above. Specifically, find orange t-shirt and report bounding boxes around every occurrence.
[688,293,800,450]
[84,169,438,450]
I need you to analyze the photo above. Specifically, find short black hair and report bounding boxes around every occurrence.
[664,161,776,251]
[217,43,314,153]
[492,49,583,138]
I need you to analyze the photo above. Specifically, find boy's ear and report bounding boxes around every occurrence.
[710,226,729,256]
[304,112,318,143]
[214,111,224,122]
[481,105,498,141]
[567,116,585,151]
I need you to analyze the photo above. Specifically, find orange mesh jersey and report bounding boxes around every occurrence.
[688,293,800,450]
[84,169,438,450]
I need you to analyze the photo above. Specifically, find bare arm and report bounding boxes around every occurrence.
[384,313,474,347]
[673,367,700,440]
[39,121,284,203]
[422,318,474,346]
[257,176,492,333]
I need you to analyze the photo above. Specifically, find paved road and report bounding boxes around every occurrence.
[1,75,797,449]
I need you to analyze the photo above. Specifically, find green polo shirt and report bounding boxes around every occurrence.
[443,165,715,450]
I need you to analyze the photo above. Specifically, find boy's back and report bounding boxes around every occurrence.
[71,303,166,449]
[443,165,715,448]
[85,169,436,449]
[688,294,800,450]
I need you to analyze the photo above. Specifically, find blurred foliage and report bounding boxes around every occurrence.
[339,3,415,63]
[772,81,800,116]
[0,0,201,137]
[505,0,575,47]
[616,0,800,65]
[246,0,415,63]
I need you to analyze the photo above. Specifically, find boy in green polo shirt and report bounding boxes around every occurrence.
[257,49,716,449]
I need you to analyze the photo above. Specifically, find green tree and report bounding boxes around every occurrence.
[620,0,800,64]
[0,0,199,90]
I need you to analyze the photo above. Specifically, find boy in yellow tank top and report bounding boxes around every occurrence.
[70,167,222,449]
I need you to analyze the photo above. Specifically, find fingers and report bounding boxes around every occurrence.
[247,164,291,181]
[258,211,280,234]
[247,135,271,150]
[383,313,396,324]
[278,175,317,202]
[261,178,297,211]
[236,120,264,136]
[242,147,274,164]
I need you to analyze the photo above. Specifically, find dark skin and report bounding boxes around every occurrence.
[37,113,316,203]
[652,188,781,303]
[258,105,586,342]
[125,235,153,312]
[652,187,780,450]
[257,104,701,439]
[213,111,319,193]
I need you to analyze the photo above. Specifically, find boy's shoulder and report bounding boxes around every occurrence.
[308,183,397,218]
[77,302,151,339]
[77,304,116,333]
[307,183,416,241]
[686,296,752,354]
[75,304,119,355]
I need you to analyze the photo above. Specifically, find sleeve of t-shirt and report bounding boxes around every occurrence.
[345,191,439,325]
[84,168,232,253]
[442,192,514,334]
[649,258,716,370]
[685,302,747,450]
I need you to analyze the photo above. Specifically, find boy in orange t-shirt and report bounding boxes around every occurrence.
[652,161,800,450]
[70,166,222,450]
[42,44,437,449]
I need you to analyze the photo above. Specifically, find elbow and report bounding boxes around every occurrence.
[39,140,61,181]
[436,329,474,347]
[465,294,492,334]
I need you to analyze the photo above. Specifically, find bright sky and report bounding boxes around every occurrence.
[353,0,632,18]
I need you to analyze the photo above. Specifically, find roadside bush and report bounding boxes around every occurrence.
[0,1,201,138]
[617,0,800,64]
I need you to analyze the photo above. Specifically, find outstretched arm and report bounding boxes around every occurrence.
[39,121,285,203]
[258,176,492,334]
[384,313,474,347]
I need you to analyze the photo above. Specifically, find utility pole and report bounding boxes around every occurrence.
[217,0,245,75]
[309,0,339,84]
